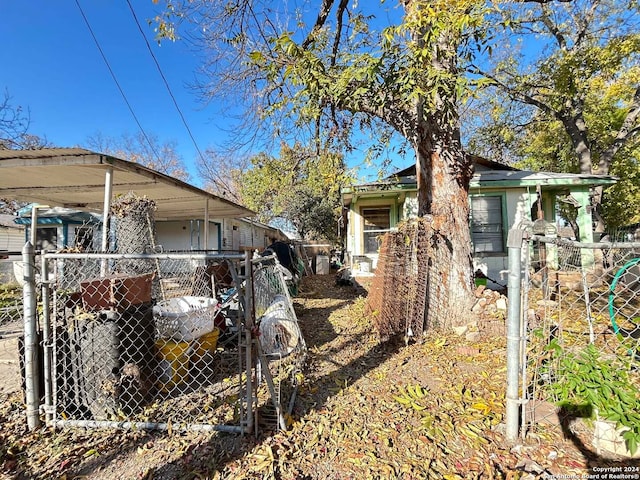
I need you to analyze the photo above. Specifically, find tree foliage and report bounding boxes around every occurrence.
[240,144,347,242]
[602,147,640,228]
[152,1,485,193]
[86,131,190,181]
[153,0,590,327]
[468,0,640,228]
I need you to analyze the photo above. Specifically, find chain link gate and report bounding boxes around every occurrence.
[40,251,253,433]
[514,234,640,456]
[251,254,306,431]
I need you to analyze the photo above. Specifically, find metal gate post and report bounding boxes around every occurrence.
[505,229,525,442]
[41,254,53,423]
[244,251,254,434]
[22,241,40,430]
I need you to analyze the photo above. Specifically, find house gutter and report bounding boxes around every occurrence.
[470,177,617,189]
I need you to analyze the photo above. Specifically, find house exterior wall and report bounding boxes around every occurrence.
[346,186,573,287]
[0,225,24,253]
[221,218,284,253]
[403,194,418,219]
[0,225,24,283]
[239,221,280,251]
[155,220,221,252]
[469,188,536,287]
[346,194,403,270]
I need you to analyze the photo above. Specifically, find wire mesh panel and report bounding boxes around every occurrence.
[44,252,250,432]
[365,219,431,340]
[251,255,306,431]
[522,236,640,456]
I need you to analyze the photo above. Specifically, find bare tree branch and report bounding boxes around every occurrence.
[330,0,349,66]
[539,4,568,50]
[469,65,557,117]
[599,85,640,173]
[302,0,335,49]
[0,90,30,149]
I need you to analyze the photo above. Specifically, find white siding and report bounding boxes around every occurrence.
[155,220,221,251]
[0,226,25,252]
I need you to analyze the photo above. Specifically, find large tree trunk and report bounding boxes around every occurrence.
[415,115,474,329]
[562,113,607,233]
[401,0,475,330]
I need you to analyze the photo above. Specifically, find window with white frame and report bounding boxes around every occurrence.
[470,195,505,254]
[362,208,390,254]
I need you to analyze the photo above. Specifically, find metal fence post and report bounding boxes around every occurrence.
[506,229,525,442]
[244,251,254,434]
[22,241,40,430]
[41,253,53,424]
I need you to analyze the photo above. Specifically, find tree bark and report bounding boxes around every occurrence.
[415,113,474,329]
[557,109,611,232]
[402,0,475,329]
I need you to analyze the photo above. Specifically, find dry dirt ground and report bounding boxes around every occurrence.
[1,274,638,479]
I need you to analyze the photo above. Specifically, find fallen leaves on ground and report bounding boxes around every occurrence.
[0,275,619,479]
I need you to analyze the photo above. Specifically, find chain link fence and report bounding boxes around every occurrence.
[7,196,308,434]
[0,280,22,328]
[519,235,640,456]
[16,247,307,435]
[365,219,436,340]
[38,252,251,433]
[251,254,306,431]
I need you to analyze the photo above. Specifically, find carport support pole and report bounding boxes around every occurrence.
[204,199,209,250]
[506,229,525,443]
[101,166,113,274]
[30,207,38,245]
[22,241,40,430]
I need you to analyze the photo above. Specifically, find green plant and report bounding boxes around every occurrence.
[0,282,21,307]
[546,342,640,454]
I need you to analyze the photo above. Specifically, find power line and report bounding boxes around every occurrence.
[74,0,163,164]
[125,0,208,166]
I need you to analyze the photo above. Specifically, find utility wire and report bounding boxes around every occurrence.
[126,1,234,198]
[125,0,208,167]
[74,0,163,164]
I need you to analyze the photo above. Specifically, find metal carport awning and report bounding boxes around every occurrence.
[0,148,254,221]
[0,148,255,251]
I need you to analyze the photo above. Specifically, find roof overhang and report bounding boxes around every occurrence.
[0,148,255,221]
[470,170,618,189]
[342,169,618,205]
[341,183,414,206]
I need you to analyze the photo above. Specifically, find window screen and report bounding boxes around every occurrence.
[471,196,504,254]
[362,208,390,254]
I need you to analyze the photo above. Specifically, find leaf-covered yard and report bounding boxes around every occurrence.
[0,275,634,479]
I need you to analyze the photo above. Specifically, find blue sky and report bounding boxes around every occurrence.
[0,1,240,185]
[1,1,409,186]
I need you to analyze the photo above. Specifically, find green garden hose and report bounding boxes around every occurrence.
[608,257,640,352]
